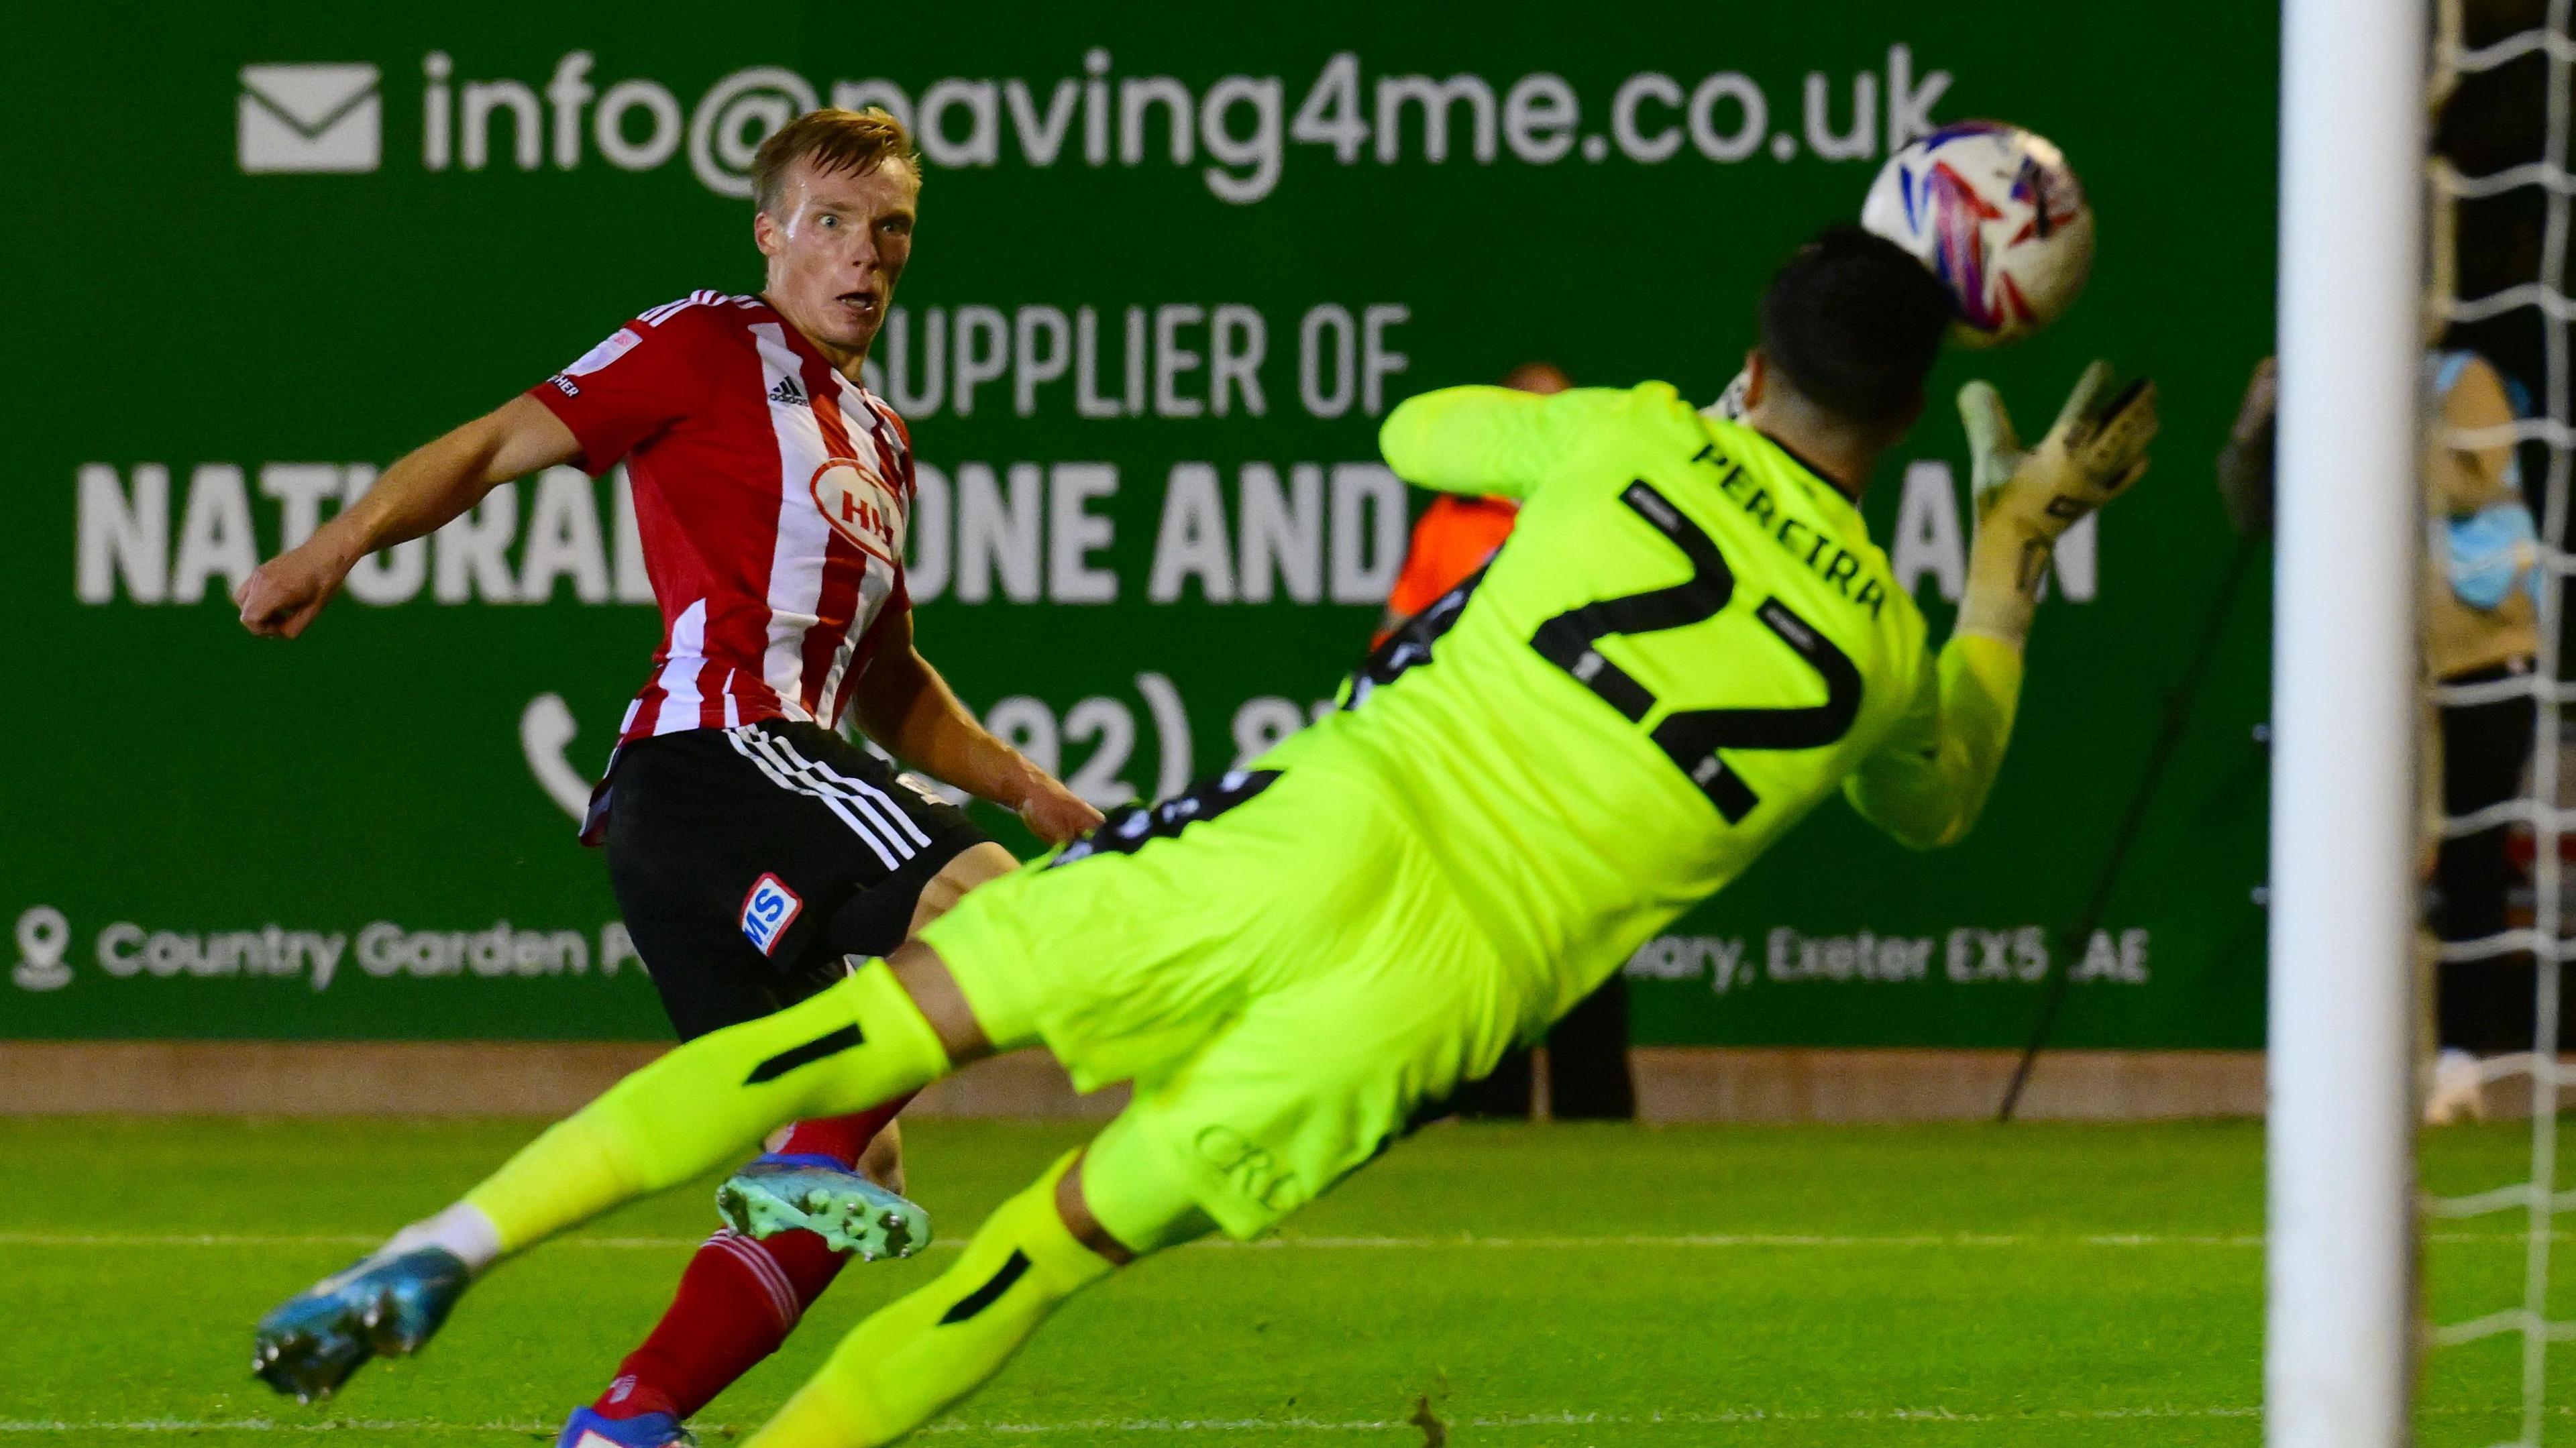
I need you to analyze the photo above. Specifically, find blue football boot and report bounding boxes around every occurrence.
[251,1245,470,1401]
[557,1405,696,1447]
[714,1152,930,1260]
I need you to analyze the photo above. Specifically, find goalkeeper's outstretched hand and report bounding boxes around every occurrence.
[1955,361,2160,645]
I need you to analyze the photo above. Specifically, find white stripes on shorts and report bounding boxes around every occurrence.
[724,727,933,872]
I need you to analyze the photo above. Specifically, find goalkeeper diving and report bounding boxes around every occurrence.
[254,223,2157,1445]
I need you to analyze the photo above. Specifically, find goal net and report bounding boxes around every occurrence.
[2418,1,2575,1443]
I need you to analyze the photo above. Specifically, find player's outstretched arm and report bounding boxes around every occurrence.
[1955,361,2159,647]
[234,396,580,638]
[1847,364,2159,848]
[850,610,1105,845]
[1379,385,1621,499]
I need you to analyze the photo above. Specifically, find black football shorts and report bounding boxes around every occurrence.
[601,719,989,1040]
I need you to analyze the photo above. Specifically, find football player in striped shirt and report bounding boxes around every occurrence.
[235,109,1101,1448]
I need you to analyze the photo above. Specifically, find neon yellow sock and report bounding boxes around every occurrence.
[745,1151,1115,1448]
[465,960,949,1254]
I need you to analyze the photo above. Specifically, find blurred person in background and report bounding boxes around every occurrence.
[2216,5,2556,1121]
[235,109,1101,1447]
[2218,349,2540,1125]
[1373,361,1637,1122]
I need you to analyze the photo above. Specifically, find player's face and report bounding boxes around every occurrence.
[756,155,918,364]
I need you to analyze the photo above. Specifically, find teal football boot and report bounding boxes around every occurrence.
[713,1152,930,1260]
[252,1245,470,1401]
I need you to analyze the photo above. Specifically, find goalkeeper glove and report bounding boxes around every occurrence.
[1956,361,2160,647]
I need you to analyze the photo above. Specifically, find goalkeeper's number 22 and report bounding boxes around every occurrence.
[1532,480,1861,824]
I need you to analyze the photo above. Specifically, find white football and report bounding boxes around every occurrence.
[1860,121,2095,347]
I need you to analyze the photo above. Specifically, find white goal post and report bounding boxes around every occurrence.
[2265,0,2428,1442]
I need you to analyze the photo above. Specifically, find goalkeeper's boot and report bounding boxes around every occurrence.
[714,1152,930,1260]
[557,1405,695,1448]
[251,1245,470,1401]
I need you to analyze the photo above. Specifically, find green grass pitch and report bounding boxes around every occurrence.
[0,1113,2566,1445]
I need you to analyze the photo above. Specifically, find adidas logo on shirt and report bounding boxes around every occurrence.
[768,374,807,407]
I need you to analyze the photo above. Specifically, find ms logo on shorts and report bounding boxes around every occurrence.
[739,873,803,957]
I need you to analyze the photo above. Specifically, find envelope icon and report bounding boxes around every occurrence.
[239,64,380,174]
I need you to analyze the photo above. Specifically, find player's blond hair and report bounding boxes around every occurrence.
[752,108,921,215]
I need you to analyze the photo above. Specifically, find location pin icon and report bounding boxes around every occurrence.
[13,906,70,991]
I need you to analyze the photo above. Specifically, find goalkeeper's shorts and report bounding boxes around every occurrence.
[924,764,1521,1240]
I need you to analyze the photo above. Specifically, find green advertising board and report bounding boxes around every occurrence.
[0,1,2278,1046]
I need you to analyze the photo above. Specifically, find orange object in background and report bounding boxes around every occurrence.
[1375,495,1523,643]
[1370,361,1568,648]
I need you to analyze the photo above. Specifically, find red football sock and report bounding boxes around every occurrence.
[592,1096,914,1422]
[771,1097,908,1167]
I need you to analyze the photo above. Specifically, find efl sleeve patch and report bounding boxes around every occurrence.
[561,325,643,378]
[739,873,804,957]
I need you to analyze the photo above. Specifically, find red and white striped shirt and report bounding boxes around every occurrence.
[530,291,915,755]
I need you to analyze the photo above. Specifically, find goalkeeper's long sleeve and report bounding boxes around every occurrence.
[1378,385,1629,500]
[1842,632,2024,850]
[1847,362,2153,847]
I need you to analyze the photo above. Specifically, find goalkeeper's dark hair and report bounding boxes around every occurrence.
[1758,224,1951,431]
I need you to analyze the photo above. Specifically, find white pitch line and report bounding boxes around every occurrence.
[0,1425,564,1437]
[0,1234,382,1249]
[926,1403,2571,1433]
[0,1406,2271,1436]
[9,1404,2569,1436]
[0,1228,2555,1254]
[918,1406,2279,1433]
